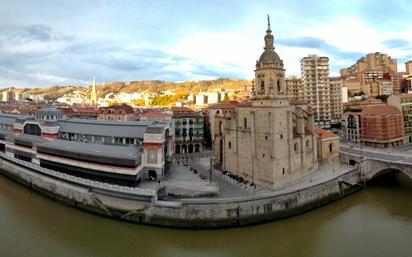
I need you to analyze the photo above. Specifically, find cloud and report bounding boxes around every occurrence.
[1,1,412,86]
[0,23,244,86]
[277,36,363,59]
[382,39,411,49]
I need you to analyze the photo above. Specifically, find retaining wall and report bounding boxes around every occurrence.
[0,155,362,228]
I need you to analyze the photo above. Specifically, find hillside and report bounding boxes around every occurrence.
[22,79,252,100]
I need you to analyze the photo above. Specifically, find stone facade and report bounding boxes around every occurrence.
[315,128,340,160]
[213,18,318,190]
[172,108,204,155]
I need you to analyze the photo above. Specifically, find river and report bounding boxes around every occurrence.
[0,172,411,257]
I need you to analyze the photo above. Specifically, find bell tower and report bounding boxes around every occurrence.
[251,15,287,102]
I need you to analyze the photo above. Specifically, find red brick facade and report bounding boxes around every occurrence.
[361,106,404,147]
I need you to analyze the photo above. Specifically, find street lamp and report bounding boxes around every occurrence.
[209,151,214,184]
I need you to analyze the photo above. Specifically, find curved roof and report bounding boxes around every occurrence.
[37,104,63,116]
[259,50,281,64]
[58,119,152,139]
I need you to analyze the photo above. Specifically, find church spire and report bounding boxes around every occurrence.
[90,76,97,106]
[264,15,274,51]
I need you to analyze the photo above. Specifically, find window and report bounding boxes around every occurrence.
[294,143,298,152]
[306,139,310,148]
[228,141,232,149]
[244,118,247,129]
[260,80,265,93]
[329,143,333,153]
[280,134,283,139]
[282,168,285,175]
[277,79,281,92]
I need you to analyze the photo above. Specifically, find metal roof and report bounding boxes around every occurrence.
[5,133,48,147]
[58,119,152,138]
[0,114,18,126]
[37,139,143,167]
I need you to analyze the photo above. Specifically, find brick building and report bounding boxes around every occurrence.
[360,106,404,148]
[98,104,137,121]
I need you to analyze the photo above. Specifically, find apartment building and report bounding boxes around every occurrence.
[286,76,304,101]
[301,55,333,127]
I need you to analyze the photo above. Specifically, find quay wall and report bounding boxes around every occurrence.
[0,155,362,228]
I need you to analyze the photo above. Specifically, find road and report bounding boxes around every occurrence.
[340,143,412,164]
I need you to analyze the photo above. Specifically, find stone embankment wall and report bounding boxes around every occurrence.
[0,155,362,228]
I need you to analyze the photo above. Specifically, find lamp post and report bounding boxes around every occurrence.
[209,151,214,184]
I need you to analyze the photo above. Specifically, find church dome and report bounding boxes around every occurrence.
[259,50,282,64]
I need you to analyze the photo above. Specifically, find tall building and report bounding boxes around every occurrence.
[329,77,343,125]
[213,17,319,190]
[90,76,98,106]
[406,60,412,75]
[286,76,304,101]
[301,55,332,127]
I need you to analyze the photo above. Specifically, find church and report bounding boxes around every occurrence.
[213,17,319,190]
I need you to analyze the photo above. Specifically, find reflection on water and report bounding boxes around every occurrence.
[0,173,411,257]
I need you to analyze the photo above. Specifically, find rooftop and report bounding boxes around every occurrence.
[361,105,402,116]
[315,128,339,140]
[58,119,152,139]
[37,139,142,167]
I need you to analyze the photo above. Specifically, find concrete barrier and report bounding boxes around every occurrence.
[0,155,362,228]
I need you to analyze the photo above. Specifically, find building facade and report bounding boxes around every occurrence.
[172,108,204,155]
[286,76,304,101]
[301,55,334,128]
[213,19,318,190]
[406,61,412,75]
[341,111,361,144]
[0,106,171,186]
[329,77,343,126]
[360,106,404,148]
[315,128,340,160]
[98,104,137,121]
[388,94,412,144]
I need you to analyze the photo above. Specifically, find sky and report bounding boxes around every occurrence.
[0,0,412,88]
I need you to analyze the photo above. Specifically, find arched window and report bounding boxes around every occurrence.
[260,80,265,93]
[23,123,41,136]
[329,143,333,153]
[277,79,281,92]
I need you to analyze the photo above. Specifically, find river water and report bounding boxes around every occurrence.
[1,173,411,257]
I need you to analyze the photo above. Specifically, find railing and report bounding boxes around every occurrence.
[0,152,155,199]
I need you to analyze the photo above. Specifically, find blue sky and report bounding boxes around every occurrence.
[0,0,411,87]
